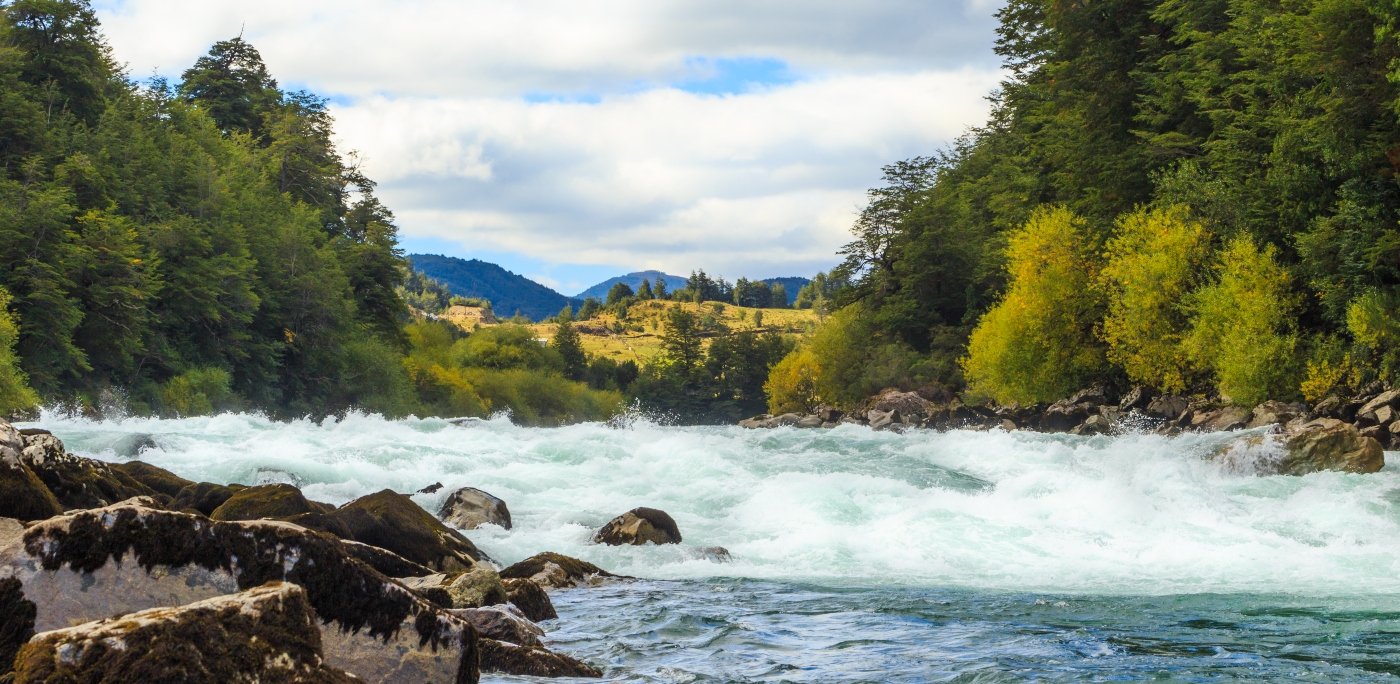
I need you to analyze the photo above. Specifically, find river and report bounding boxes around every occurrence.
[24,411,1400,682]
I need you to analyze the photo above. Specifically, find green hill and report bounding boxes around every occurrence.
[407,255,580,321]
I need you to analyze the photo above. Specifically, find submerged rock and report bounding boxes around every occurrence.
[592,507,682,546]
[111,461,193,497]
[501,578,557,622]
[479,639,601,678]
[499,552,616,589]
[3,501,484,684]
[334,489,490,571]
[210,483,332,522]
[11,582,358,684]
[438,487,512,530]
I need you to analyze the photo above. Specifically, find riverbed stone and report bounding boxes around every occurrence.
[1192,406,1251,432]
[499,552,616,589]
[1070,414,1114,436]
[438,487,512,530]
[795,414,823,428]
[334,489,490,571]
[1145,394,1190,420]
[502,578,557,621]
[11,582,358,684]
[592,507,682,546]
[1247,400,1309,429]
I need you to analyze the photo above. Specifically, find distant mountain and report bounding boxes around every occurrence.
[762,277,809,306]
[575,271,689,300]
[408,254,580,322]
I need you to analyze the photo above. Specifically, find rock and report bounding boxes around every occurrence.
[334,489,490,572]
[450,606,543,647]
[107,433,158,458]
[170,481,245,517]
[1356,410,1381,428]
[0,421,62,522]
[1040,400,1090,432]
[1360,424,1388,444]
[774,413,802,426]
[1311,395,1343,418]
[1119,386,1156,411]
[11,582,358,684]
[1145,394,1190,420]
[17,432,164,510]
[1069,385,1118,406]
[341,540,435,578]
[479,639,601,678]
[815,405,844,423]
[1,575,36,678]
[417,482,444,494]
[592,507,682,546]
[998,419,1017,431]
[446,565,510,608]
[1247,400,1309,429]
[1375,405,1398,427]
[499,552,615,589]
[867,409,899,430]
[914,385,955,404]
[737,415,772,429]
[279,511,355,539]
[1070,414,1115,436]
[502,578,557,622]
[209,483,331,522]
[3,501,483,684]
[438,487,512,530]
[1191,406,1251,432]
[794,415,823,428]
[1278,419,1385,475]
[110,461,193,497]
[1359,389,1400,416]
[868,391,937,423]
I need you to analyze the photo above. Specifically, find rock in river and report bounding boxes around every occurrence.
[592,507,682,546]
[438,486,512,530]
[333,489,491,572]
[499,552,616,589]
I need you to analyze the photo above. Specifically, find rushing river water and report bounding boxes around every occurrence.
[21,411,1400,682]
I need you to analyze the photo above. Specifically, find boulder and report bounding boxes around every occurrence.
[1070,414,1115,436]
[1247,400,1309,429]
[438,487,512,530]
[867,409,899,431]
[1191,406,1251,432]
[502,578,557,622]
[1069,385,1118,406]
[108,461,192,498]
[170,481,245,517]
[280,511,355,539]
[1359,389,1400,416]
[737,415,773,429]
[815,405,844,423]
[334,489,490,572]
[1119,386,1156,411]
[1,421,62,522]
[450,606,543,647]
[107,432,158,458]
[17,432,164,510]
[479,639,601,678]
[418,482,444,494]
[340,540,435,578]
[11,582,358,684]
[1145,395,1190,420]
[401,566,509,609]
[499,552,616,589]
[592,507,682,546]
[209,483,331,522]
[774,413,802,426]
[794,414,823,428]
[868,391,937,422]
[3,501,483,684]
[1040,400,1090,432]
[1,574,35,678]
[1374,405,1398,428]
[1277,419,1385,475]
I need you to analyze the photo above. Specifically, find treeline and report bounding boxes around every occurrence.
[767,0,1400,411]
[0,0,624,424]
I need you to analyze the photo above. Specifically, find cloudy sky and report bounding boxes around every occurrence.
[93,0,1005,295]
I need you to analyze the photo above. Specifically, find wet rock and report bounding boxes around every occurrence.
[1070,414,1115,436]
[252,467,306,487]
[502,578,557,622]
[11,582,357,684]
[449,566,510,608]
[417,482,444,494]
[107,433,158,458]
[1359,389,1400,416]
[1069,385,1118,406]
[479,639,601,678]
[998,418,1017,431]
[170,481,245,517]
[438,487,512,530]
[499,552,616,589]
[1145,394,1190,421]
[209,483,331,522]
[737,415,768,428]
[450,606,543,647]
[1,574,36,678]
[868,391,937,423]
[592,507,682,546]
[1278,419,1384,475]
[1,422,62,522]
[279,511,355,539]
[774,413,802,426]
[1040,400,1091,432]
[334,489,490,572]
[1118,386,1156,411]
[867,409,898,430]
[1246,400,1309,429]
[3,501,483,684]
[1360,424,1388,445]
[1191,406,1251,432]
[110,461,193,498]
[815,405,844,423]
[17,432,164,510]
[794,414,823,428]
[340,540,434,578]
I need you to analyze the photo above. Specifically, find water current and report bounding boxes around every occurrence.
[22,411,1400,682]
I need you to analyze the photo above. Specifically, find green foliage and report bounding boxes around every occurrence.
[636,279,653,300]
[962,207,1107,404]
[1183,237,1302,406]
[605,282,633,305]
[764,346,821,414]
[1100,205,1212,392]
[578,297,601,320]
[0,286,39,414]
[161,367,231,417]
[550,320,586,381]
[451,324,561,372]
[660,306,704,375]
[398,270,453,314]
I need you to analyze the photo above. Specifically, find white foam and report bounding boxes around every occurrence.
[30,410,1400,596]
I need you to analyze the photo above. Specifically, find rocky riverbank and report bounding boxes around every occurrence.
[744,384,1396,475]
[0,418,682,683]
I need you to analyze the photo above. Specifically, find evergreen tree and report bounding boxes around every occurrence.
[551,319,587,381]
[637,279,653,300]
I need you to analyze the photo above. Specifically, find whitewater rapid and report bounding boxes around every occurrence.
[28,411,1400,597]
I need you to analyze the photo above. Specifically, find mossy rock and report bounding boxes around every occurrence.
[110,461,193,498]
[479,639,601,678]
[170,482,244,517]
[332,490,490,572]
[592,507,682,546]
[209,484,327,522]
[499,552,616,589]
[12,582,357,684]
[502,578,557,622]
[17,433,162,511]
[341,540,435,578]
[278,511,354,540]
[1,577,36,678]
[0,455,62,523]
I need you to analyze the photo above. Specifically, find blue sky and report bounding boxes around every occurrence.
[94,0,1005,295]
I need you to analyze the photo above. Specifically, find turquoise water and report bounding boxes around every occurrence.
[26,412,1400,681]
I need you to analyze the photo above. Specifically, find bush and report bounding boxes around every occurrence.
[464,367,623,425]
[0,287,39,415]
[451,324,562,372]
[1100,205,1211,392]
[1183,236,1301,406]
[765,347,821,414]
[161,367,232,417]
[962,206,1107,404]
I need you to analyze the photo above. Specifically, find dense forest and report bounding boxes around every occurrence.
[766,0,1400,412]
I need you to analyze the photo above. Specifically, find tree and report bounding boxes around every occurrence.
[556,304,573,323]
[606,282,634,305]
[770,283,788,308]
[551,320,586,381]
[178,36,280,138]
[0,285,39,414]
[578,297,601,320]
[660,306,703,375]
[637,279,653,300]
[765,347,821,414]
[654,278,668,299]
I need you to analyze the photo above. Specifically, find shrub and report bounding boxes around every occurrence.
[1183,236,1301,406]
[962,206,1107,404]
[162,367,232,417]
[0,287,39,415]
[1100,205,1211,392]
[464,368,623,425]
[765,347,822,414]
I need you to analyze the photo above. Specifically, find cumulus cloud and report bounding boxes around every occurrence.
[93,0,1006,290]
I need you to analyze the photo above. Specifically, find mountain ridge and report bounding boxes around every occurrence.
[407,254,581,321]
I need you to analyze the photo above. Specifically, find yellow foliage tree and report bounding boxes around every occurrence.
[0,287,40,415]
[1183,236,1301,406]
[1100,205,1211,392]
[765,347,822,414]
[962,206,1107,404]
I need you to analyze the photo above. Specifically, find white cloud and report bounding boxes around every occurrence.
[94,0,1006,282]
